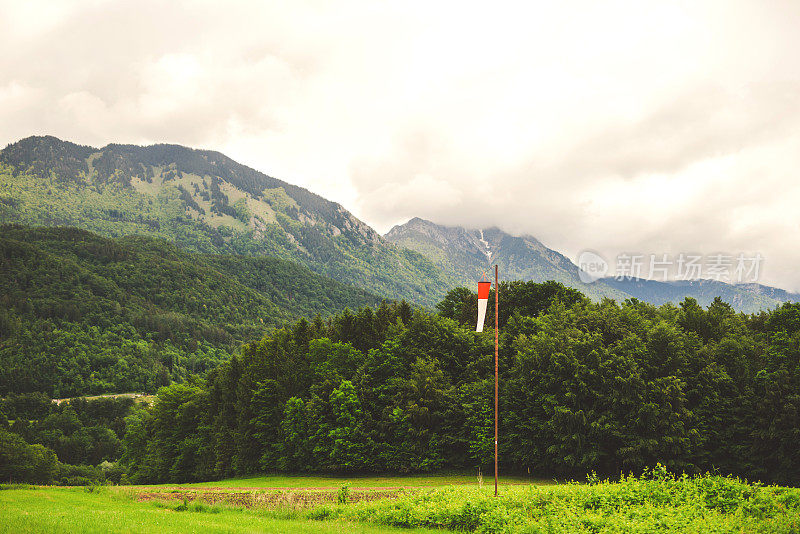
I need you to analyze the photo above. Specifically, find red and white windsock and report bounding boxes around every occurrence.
[476,280,491,332]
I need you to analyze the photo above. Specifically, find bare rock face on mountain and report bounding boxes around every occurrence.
[385,217,628,301]
[385,217,800,312]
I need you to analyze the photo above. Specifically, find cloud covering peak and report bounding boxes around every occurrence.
[2,0,800,289]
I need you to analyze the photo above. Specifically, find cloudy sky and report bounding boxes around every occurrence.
[2,0,800,289]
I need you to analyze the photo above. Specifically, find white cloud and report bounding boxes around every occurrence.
[1,0,800,290]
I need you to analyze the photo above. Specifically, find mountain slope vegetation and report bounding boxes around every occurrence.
[0,225,381,397]
[0,136,453,306]
[4,136,792,313]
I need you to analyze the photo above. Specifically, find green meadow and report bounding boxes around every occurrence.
[309,472,800,533]
[0,486,440,534]
[2,469,798,534]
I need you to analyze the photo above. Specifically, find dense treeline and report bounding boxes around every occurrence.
[0,225,380,396]
[121,282,800,485]
[0,136,94,183]
[0,394,134,484]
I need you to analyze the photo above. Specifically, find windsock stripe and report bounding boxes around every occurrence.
[477,281,491,299]
[476,298,488,332]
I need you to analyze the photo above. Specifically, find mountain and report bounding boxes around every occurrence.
[601,277,800,311]
[0,136,452,305]
[385,217,629,301]
[386,217,799,313]
[0,224,381,397]
[3,135,796,314]
[734,282,800,303]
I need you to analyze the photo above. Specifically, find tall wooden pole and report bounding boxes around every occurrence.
[494,264,499,497]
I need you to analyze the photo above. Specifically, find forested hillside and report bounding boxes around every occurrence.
[0,136,452,305]
[0,225,380,397]
[116,282,799,485]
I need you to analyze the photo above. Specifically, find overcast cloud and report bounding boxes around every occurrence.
[2,0,800,289]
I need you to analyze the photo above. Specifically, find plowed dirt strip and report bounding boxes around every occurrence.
[134,488,406,508]
[151,486,405,491]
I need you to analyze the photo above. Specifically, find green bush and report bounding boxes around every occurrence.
[63,476,92,486]
[84,481,105,493]
[307,472,800,533]
[57,463,103,485]
[0,429,58,484]
[99,461,127,484]
[337,482,350,504]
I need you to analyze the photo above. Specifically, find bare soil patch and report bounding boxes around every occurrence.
[133,488,406,508]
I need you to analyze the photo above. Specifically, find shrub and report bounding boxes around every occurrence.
[84,481,105,494]
[0,429,58,484]
[337,482,350,504]
[305,472,800,533]
[57,463,102,485]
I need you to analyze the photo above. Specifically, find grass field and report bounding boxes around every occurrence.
[2,470,798,533]
[309,475,800,533]
[0,486,442,534]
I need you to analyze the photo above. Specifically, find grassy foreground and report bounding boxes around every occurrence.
[1,470,798,533]
[306,469,800,533]
[0,486,440,534]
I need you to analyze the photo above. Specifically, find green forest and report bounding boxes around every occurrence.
[3,280,798,487]
[1,395,132,485]
[0,225,380,396]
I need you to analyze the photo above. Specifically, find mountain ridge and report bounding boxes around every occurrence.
[386,217,800,312]
[0,136,452,305]
[5,135,797,313]
[385,217,631,302]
